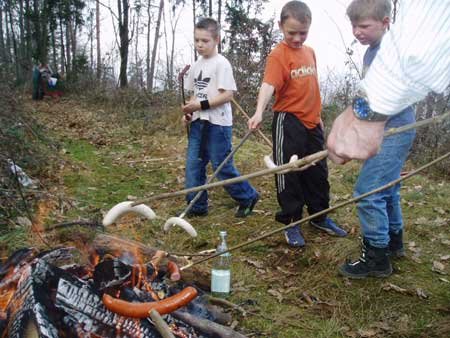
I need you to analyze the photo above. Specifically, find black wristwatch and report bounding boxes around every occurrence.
[352,92,388,122]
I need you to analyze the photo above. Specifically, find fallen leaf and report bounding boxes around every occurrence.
[440,255,450,261]
[267,289,283,303]
[242,258,264,269]
[433,207,446,215]
[382,282,408,294]
[438,278,449,283]
[357,328,377,337]
[16,216,32,227]
[415,288,428,299]
[276,266,298,276]
[414,217,428,225]
[441,239,450,246]
[432,261,446,275]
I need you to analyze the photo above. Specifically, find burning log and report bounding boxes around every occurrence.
[56,269,160,337]
[93,234,210,289]
[149,309,175,338]
[4,260,64,338]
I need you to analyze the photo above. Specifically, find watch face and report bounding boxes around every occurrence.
[354,97,371,119]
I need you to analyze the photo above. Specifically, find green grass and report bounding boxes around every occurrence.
[2,97,449,337]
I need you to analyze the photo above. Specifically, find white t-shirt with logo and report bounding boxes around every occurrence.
[186,54,237,126]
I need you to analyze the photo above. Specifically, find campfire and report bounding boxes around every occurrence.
[0,235,245,337]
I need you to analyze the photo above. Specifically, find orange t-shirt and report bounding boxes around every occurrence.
[263,42,321,129]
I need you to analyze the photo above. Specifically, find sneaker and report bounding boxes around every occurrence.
[235,194,260,218]
[310,217,347,237]
[284,225,305,247]
[177,209,208,218]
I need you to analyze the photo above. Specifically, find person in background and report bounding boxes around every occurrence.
[182,18,260,218]
[248,1,347,248]
[327,0,450,278]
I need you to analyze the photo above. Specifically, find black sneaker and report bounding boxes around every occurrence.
[235,194,260,218]
[177,209,208,218]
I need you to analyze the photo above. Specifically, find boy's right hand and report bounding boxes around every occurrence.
[248,114,262,130]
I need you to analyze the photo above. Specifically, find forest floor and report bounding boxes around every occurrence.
[2,95,450,337]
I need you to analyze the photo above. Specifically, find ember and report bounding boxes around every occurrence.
[0,244,246,337]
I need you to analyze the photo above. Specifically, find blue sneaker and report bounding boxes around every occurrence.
[284,225,305,247]
[310,217,347,237]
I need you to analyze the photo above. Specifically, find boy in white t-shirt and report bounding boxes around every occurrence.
[182,18,259,218]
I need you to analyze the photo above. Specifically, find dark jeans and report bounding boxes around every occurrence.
[272,112,329,225]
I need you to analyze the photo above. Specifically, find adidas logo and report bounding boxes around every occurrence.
[194,71,211,90]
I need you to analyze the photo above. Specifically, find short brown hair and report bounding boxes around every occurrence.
[280,1,312,25]
[195,17,220,39]
[346,0,391,22]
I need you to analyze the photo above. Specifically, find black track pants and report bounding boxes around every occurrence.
[272,112,329,225]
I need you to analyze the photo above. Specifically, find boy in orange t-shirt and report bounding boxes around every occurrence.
[248,1,347,247]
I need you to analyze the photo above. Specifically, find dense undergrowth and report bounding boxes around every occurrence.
[0,88,449,337]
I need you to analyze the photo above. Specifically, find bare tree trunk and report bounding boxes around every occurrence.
[146,0,151,88]
[192,0,197,61]
[18,0,25,79]
[208,0,212,16]
[148,0,163,91]
[0,5,5,62]
[89,10,94,71]
[96,0,101,79]
[24,0,31,66]
[4,3,11,62]
[118,0,130,87]
[59,18,66,75]
[218,0,221,53]
[6,0,20,79]
[51,28,57,72]
[65,19,71,72]
[162,7,169,89]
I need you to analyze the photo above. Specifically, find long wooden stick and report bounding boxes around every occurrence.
[131,113,449,207]
[131,150,328,206]
[231,97,273,148]
[180,151,450,271]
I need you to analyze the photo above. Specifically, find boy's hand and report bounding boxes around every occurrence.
[182,99,201,114]
[182,113,192,126]
[327,106,386,164]
[248,113,263,130]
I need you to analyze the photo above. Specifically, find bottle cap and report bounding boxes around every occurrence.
[219,230,227,237]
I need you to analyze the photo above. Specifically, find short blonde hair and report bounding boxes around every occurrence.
[346,0,391,22]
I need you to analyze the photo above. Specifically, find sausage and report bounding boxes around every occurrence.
[102,201,156,226]
[102,286,198,318]
[167,261,181,281]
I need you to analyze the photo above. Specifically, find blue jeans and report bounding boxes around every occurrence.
[354,130,416,248]
[185,120,258,213]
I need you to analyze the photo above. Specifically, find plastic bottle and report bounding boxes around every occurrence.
[211,230,231,298]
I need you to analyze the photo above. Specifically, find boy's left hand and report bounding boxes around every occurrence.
[182,99,201,114]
